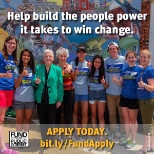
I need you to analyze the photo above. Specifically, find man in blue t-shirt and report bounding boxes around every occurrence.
[104,42,125,140]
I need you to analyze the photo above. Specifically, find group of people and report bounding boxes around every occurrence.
[0,36,153,154]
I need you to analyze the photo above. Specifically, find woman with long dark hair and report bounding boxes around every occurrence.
[88,55,107,141]
[13,49,35,133]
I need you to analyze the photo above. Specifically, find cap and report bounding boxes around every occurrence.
[108,42,119,48]
[107,42,120,51]
[77,46,87,52]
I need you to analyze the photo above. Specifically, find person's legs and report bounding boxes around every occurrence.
[37,104,47,141]
[73,102,79,129]
[106,94,117,132]
[0,90,18,153]
[46,104,56,124]
[12,100,24,131]
[121,107,130,138]
[46,104,57,142]
[24,102,35,131]
[73,94,79,129]
[63,90,72,125]
[55,104,62,125]
[24,109,33,131]
[128,109,138,141]
[0,107,6,150]
[15,110,24,131]
[124,108,138,149]
[98,101,106,129]
[98,101,106,141]
[117,97,125,132]
[139,99,154,152]
[80,100,88,128]
[90,101,97,129]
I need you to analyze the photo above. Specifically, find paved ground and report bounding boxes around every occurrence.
[4,117,154,154]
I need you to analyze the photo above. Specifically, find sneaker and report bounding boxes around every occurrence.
[1,148,19,154]
[125,139,135,149]
[119,137,128,146]
[135,149,147,154]
[115,131,121,138]
[147,148,154,153]
[120,132,126,139]
[108,132,115,141]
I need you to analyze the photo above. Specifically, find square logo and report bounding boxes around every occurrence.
[9,131,28,147]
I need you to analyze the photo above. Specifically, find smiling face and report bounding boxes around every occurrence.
[58,52,67,63]
[94,57,101,69]
[108,45,119,58]
[43,52,54,66]
[22,51,30,65]
[5,39,17,55]
[140,50,151,68]
[77,50,87,62]
[126,52,136,67]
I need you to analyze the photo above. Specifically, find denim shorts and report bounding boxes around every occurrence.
[89,89,106,104]
[75,94,88,102]
[13,100,35,110]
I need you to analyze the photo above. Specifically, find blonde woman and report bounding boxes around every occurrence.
[136,50,154,154]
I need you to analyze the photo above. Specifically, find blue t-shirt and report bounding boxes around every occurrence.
[71,60,89,95]
[104,55,125,95]
[14,67,35,102]
[136,65,154,100]
[0,52,16,90]
[121,65,142,99]
[88,69,104,90]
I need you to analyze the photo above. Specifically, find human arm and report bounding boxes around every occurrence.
[57,67,64,103]
[138,78,154,92]
[14,67,28,88]
[112,75,123,86]
[71,68,79,82]
[0,70,13,78]
[101,76,109,88]
[64,64,72,74]
[32,65,41,87]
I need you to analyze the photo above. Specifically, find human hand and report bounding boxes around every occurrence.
[64,64,71,74]
[5,70,13,78]
[21,67,28,77]
[138,77,145,89]
[35,76,41,84]
[112,74,118,82]
[87,60,92,68]
[74,67,79,76]
[56,102,62,108]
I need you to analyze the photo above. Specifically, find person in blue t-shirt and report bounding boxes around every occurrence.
[13,49,35,133]
[136,49,154,154]
[112,51,142,149]
[71,46,90,138]
[88,55,108,141]
[104,42,125,141]
[0,36,19,154]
